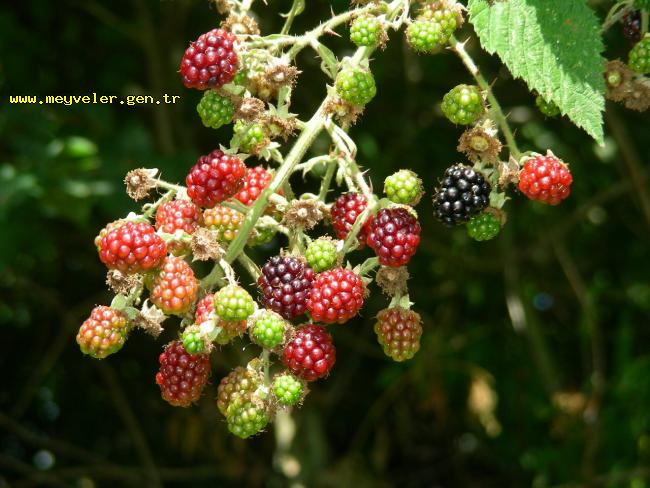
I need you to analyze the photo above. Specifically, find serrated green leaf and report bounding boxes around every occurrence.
[468,0,606,145]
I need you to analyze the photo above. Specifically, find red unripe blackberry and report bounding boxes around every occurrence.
[155,200,202,235]
[258,255,315,320]
[155,341,211,407]
[283,324,336,382]
[234,166,273,206]
[433,164,491,225]
[366,208,421,267]
[148,256,198,315]
[194,293,216,326]
[186,149,246,208]
[307,268,365,324]
[180,28,238,90]
[330,192,370,248]
[374,307,423,362]
[155,200,202,255]
[76,306,130,359]
[98,221,167,273]
[518,154,572,205]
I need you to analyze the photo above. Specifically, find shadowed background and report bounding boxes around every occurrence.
[2,0,650,487]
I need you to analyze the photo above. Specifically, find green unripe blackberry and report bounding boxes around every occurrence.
[384,169,423,205]
[629,35,650,74]
[441,84,484,125]
[248,226,276,247]
[350,15,383,47]
[305,238,338,272]
[232,120,268,153]
[536,95,560,117]
[226,399,269,438]
[197,90,235,129]
[467,212,500,241]
[181,327,205,354]
[406,19,447,53]
[214,284,255,321]
[272,374,304,406]
[406,1,462,53]
[249,310,288,349]
[335,67,377,106]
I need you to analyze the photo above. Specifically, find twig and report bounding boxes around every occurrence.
[449,35,522,161]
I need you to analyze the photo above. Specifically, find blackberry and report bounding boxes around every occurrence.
[283,324,336,381]
[214,284,255,321]
[216,366,261,415]
[335,67,377,106]
[305,238,338,272]
[181,327,205,354]
[197,90,235,129]
[406,19,446,53]
[467,212,501,241]
[384,169,423,205]
[366,208,421,267]
[374,307,423,362]
[330,192,370,247]
[232,120,268,153]
[203,206,244,242]
[433,164,491,225]
[249,310,288,349]
[629,35,650,74]
[622,10,642,43]
[156,341,211,407]
[76,306,130,359]
[441,84,484,125]
[226,399,269,438]
[258,255,315,319]
[350,15,383,47]
[406,0,463,53]
[272,374,304,406]
[307,268,365,324]
[180,28,238,90]
[536,95,560,117]
[186,149,246,208]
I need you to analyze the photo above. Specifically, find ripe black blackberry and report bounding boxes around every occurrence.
[623,10,642,43]
[433,164,491,225]
[258,255,315,320]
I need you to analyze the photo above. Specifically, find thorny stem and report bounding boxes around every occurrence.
[338,200,377,259]
[142,189,175,219]
[318,160,337,200]
[224,97,330,263]
[449,35,522,161]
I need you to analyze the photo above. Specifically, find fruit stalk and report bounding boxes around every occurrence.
[449,35,522,161]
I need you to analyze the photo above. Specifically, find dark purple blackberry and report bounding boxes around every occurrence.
[258,256,315,320]
[433,164,491,226]
[623,10,642,44]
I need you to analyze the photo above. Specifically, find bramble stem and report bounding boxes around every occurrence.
[318,160,337,201]
[449,35,522,161]
[224,98,330,263]
[280,0,302,35]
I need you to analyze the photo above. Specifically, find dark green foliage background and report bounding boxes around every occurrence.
[1,0,650,486]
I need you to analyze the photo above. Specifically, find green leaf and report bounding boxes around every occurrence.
[468,0,606,144]
[314,42,338,80]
